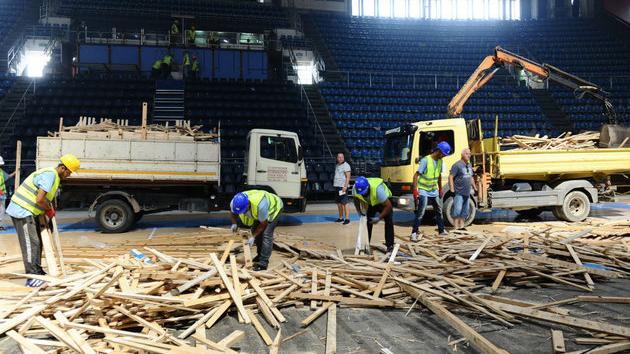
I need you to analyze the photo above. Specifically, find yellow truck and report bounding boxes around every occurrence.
[381,118,630,225]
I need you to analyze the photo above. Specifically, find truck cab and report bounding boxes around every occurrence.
[244,129,308,213]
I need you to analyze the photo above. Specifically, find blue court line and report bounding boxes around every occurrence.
[0,201,627,234]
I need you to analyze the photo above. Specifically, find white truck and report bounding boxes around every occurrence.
[36,125,307,233]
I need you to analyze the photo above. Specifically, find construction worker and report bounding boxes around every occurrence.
[6,154,80,287]
[230,190,283,271]
[0,156,16,230]
[183,51,191,78]
[169,19,180,45]
[186,25,196,46]
[449,148,477,230]
[191,55,200,80]
[353,176,394,253]
[162,52,174,79]
[411,141,451,241]
[151,58,162,79]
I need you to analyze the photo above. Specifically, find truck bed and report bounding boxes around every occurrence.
[37,136,220,183]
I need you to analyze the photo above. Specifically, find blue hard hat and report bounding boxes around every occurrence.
[354,176,369,195]
[437,141,452,156]
[231,192,249,214]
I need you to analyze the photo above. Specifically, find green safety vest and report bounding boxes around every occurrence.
[417,156,442,192]
[163,55,173,65]
[238,190,282,227]
[191,60,199,72]
[354,178,392,206]
[186,29,196,42]
[11,167,60,216]
[152,59,162,69]
[170,23,179,35]
[0,169,6,197]
[183,54,190,66]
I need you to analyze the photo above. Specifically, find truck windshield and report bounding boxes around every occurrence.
[260,136,298,163]
[383,133,413,166]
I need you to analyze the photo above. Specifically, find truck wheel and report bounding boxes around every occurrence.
[96,199,135,233]
[443,197,477,227]
[515,208,543,218]
[558,191,591,222]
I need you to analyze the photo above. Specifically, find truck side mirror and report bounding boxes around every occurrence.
[298,145,303,163]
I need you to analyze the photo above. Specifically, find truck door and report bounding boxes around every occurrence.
[255,134,301,199]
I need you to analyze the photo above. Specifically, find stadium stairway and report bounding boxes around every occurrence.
[530,89,574,132]
[300,15,343,81]
[0,1,40,72]
[0,77,34,145]
[302,84,348,157]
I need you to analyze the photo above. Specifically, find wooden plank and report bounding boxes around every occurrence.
[551,330,566,353]
[520,253,619,278]
[566,244,594,288]
[6,330,47,354]
[40,225,60,277]
[372,264,392,299]
[560,228,593,244]
[301,302,333,327]
[310,269,318,310]
[218,330,245,348]
[289,293,393,307]
[14,140,21,187]
[247,308,273,346]
[483,300,630,337]
[325,303,337,354]
[0,304,46,336]
[230,254,244,323]
[210,253,251,323]
[35,316,82,353]
[178,306,222,339]
[269,328,282,354]
[250,278,286,323]
[586,341,630,354]
[491,270,507,294]
[50,216,66,276]
[243,241,253,268]
[469,236,492,261]
[169,267,217,296]
[0,288,40,320]
[205,300,232,329]
[220,240,235,264]
[400,284,509,354]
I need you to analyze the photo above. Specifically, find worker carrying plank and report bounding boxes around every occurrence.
[230,190,283,271]
[411,141,451,241]
[6,154,80,287]
[352,176,395,253]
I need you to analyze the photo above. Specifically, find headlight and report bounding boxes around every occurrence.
[398,198,408,205]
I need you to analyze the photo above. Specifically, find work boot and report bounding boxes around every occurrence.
[342,219,350,225]
[439,230,449,236]
[410,232,418,242]
[252,254,260,263]
[334,218,343,222]
[253,265,267,272]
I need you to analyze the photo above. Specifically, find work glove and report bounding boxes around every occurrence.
[369,213,381,224]
[46,208,56,219]
[230,224,238,233]
[412,188,419,198]
[247,236,255,247]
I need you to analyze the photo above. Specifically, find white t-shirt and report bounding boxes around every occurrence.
[333,162,351,187]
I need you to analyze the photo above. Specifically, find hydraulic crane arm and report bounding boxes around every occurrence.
[446,46,617,124]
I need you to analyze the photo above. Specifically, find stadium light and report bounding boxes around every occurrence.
[24,51,50,78]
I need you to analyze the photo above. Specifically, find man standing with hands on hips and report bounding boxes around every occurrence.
[333,152,351,225]
[449,148,477,229]
[7,154,80,287]
[410,141,451,241]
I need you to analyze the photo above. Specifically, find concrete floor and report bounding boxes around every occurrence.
[0,198,629,353]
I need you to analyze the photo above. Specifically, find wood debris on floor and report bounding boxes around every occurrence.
[0,220,628,354]
[501,131,600,150]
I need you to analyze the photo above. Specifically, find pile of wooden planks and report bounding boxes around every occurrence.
[501,131,600,150]
[0,222,628,353]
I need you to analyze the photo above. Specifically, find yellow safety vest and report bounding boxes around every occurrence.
[238,190,282,227]
[417,156,442,192]
[0,169,6,196]
[11,167,60,216]
[163,55,173,65]
[152,59,162,69]
[191,60,199,72]
[354,178,391,206]
[186,29,196,43]
[170,23,179,35]
[183,54,190,66]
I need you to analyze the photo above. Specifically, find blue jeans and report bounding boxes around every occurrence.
[252,212,281,268]
[452,194,470,219]
[412,194,445,234]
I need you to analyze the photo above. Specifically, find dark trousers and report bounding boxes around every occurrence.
[366,203,394,249]
[12,216,45,275]
[412,194,445,234]
[252,213,281,268]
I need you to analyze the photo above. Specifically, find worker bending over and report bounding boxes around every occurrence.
[230,190,283,271]
[7,154,80,287]
[411,141,451,241]
[353,176,394,253]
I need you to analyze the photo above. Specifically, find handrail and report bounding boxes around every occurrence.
[0,79,35,139]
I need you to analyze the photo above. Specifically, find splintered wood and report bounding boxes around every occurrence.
[501,131,600,150]
[0,220,628,353]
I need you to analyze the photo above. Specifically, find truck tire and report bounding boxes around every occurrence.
[515,208,543,218]
[558,191,591,222]
[443,196,477,227]
[96,199,135,233]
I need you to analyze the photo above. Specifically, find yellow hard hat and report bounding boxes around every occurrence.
[60,154,80,172]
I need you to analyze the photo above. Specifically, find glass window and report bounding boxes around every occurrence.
[393,0,407,17]
[379,0,392,17]
[418,130,455,158]
[510,0,520,20]
[383,132,414,166]
[363,0,376,16]
[409,0,420,18]
[352,0,360,16]
[260,136,298,163]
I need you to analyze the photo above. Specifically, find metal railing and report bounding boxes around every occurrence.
[0,79,36,139]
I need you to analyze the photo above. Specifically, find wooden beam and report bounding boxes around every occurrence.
[301,302,333,327]
[565,244,594,288]
[247,309,273,346]
[551,330,565,353]
[210,253,250,323]
[325,303,337,354]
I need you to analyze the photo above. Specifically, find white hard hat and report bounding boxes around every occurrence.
[0,156,4,166]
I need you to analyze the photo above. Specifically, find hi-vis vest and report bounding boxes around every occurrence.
[239,190,283,227]
[191,60,200,72]
[183,54,190,66]
[163,55,173,65]
[354,178,392,206]
[417,156,442,192]
[11,167,60,216]
[0,169,6,196]
[152,59,162,69]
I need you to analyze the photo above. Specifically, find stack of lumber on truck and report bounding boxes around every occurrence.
[0,220,628,353]
[501,131,600,150]
[51,117,218,141]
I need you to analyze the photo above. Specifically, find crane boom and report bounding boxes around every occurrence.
[446,46,617,124]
